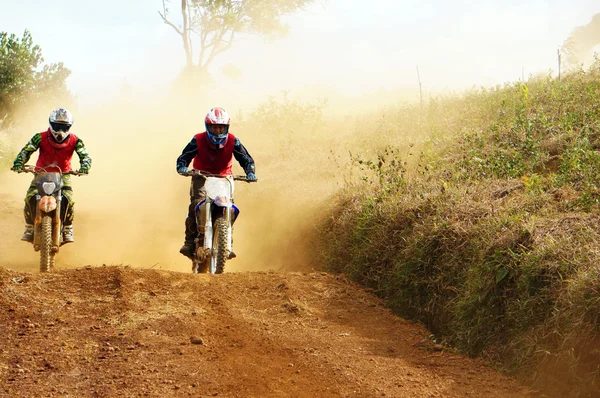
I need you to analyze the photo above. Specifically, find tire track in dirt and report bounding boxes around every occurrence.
[0,266,541,397]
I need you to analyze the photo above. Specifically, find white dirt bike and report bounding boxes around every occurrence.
[183,170,255,274]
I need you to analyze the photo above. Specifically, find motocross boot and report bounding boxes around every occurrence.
[21,224,34,243]
[179,241,195,258]
[228,235,236,259]
[180,213,197,258]
[62,225,74,244]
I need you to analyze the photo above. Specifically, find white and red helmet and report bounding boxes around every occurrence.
[49,107,74,143]
[205,107,230,146]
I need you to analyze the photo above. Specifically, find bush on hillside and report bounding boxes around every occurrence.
[318,62,600,397]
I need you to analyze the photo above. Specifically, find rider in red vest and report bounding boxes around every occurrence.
[11,108,92,243]
[176,107,256,258]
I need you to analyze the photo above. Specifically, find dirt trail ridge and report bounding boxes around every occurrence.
[0,266,541,397]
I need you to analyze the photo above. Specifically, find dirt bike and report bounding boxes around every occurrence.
[183,170,255,274]
[17,165,84,272]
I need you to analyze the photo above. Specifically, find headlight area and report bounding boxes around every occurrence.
[42,182,57,195]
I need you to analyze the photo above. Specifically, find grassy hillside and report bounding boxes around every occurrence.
[317,63,600,397]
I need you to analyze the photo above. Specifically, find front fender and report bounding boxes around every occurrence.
[39,196,57,213]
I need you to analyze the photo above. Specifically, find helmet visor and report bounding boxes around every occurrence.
[50,122,71,133]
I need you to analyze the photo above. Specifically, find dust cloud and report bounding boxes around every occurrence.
[1,2,595,274]
[0,86,351,274]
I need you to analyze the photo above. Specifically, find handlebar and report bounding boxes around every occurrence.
[182,170,257,182]
[16,165,86,176]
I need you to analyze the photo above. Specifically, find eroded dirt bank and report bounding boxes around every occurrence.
[0,266,540,397]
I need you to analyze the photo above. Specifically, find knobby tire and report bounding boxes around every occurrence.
[40,215,55,272]
[212,218,229,274]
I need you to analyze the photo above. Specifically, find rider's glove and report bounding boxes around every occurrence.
[246,172,257,182]
[78,166,90,174]
[11,164,23,173]
[177,166,189,176]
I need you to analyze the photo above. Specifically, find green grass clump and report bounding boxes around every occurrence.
[317,63,600,397]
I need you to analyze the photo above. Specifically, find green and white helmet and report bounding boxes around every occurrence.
[49,107,74,143]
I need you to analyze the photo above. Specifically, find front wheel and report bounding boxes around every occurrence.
[39,215,55,272]
[210,217,230,274]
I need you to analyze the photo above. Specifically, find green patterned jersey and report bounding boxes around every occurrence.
[12,133,42,168]
[75,138,92,172]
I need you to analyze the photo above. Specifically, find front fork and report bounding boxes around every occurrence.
[197,202,234,251]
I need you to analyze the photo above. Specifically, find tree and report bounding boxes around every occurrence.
[159,0,316,81]
[0,30,71,124]
[561,13,600,68]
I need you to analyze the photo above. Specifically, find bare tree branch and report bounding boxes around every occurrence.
[204,30,236,68]
[160,0,316,74]
[201,24,227,67]
[158,10,183,36]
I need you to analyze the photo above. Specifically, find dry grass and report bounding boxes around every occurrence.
[317,62,600,397]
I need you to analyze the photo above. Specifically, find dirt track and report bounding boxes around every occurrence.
[0,266,540,397]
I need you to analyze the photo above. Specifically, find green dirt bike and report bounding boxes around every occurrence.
[17,165,84,272]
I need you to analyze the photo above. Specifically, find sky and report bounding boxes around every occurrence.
[2,0,600,108]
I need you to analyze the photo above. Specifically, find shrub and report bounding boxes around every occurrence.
[317,62,600,397]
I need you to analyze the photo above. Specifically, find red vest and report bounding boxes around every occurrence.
[36,129,78,172]
[192,132,235,176]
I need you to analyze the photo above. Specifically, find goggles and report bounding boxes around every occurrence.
[50,122,72,132]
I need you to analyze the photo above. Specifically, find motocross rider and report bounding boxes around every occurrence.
[176,107,256,258]
[11,107,92,243]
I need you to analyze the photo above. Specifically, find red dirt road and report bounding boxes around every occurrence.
[0,266,540,397]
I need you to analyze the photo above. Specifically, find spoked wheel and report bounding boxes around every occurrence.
[39,215,55,272]
[209,218,230,274]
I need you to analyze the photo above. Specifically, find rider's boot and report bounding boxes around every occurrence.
[180,212,198,258]
[21,224,34,243]
[179,240,195,258]
[228,234,236,259]
[62,225,74,244]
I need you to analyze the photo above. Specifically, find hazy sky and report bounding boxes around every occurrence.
[2,0,600,106]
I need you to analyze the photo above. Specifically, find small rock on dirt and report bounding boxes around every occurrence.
[190,336,204,345]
